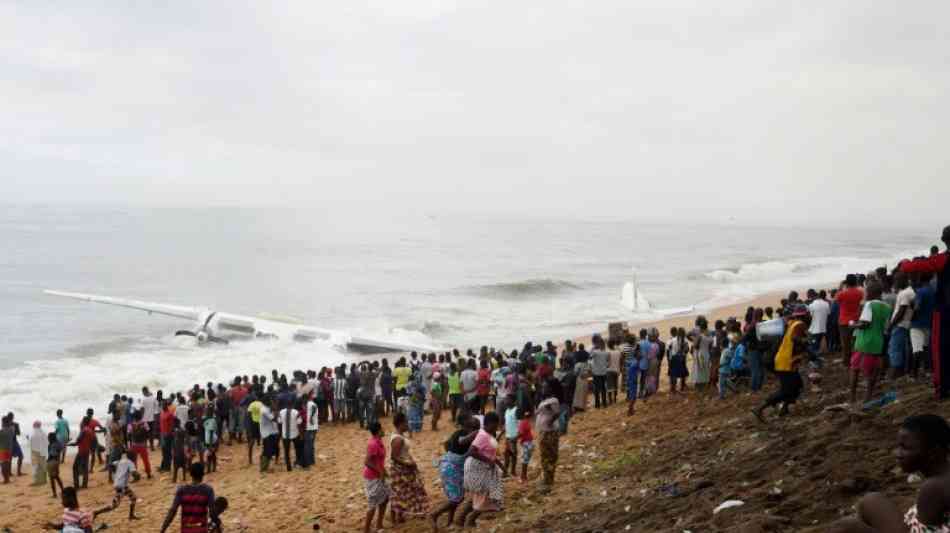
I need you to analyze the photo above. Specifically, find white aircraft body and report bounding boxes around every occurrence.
[44,290,438,354]
[620,274,695,317]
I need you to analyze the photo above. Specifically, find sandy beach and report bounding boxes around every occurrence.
[0,289,797,532]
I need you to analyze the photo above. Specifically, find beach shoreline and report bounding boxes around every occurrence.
[0,284,833,532]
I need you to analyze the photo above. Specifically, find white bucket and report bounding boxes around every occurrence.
[756,318,785,341]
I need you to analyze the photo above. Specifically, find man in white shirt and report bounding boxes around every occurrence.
[258,402,278,473]
[807,289,831,356]
[277,402,301,472]
[888,272,916,378]
[302,398,318,470]
[140,387,158,451]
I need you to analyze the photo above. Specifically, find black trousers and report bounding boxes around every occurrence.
[592,375,607,408]
[765,371,803,408]
[282,438,296,471]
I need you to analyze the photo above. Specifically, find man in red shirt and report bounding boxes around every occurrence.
[70,417,96,489]
[836,274,865,367]
[159,402,175,472]
[227,380,247,444]
[900,225,950,399]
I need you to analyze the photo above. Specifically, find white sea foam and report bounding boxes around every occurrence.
[698,249,921,308]
[0,334,405,446]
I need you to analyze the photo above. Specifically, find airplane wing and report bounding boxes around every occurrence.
[44,290,202,321]
[44,289,439,354]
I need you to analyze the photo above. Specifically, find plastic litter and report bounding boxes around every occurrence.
[713,500,745,514]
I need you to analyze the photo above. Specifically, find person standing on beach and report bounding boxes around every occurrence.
[590,335,609,409]
[668,328,690,394]
[227,378,246,444]
[808,289,831,357]
[30,420,48,486]
[0,415,13,483]
[741,309,766,393]
[141,386,158,451]
[160,401,175,472]
[536,379,560,488]
[888,272,915,380]
[302,393,318,469]
[129,410,152,479]
[898,226,950,400]
[258,397,278,473]
[606,340,621,405]
[54,409,69,463]
[47,432,65,497]
[277,398,301,472]
[362,421,390,533]
[849,281,892,405]
[836,274,865,367]
[69,416,95,489]
[910,272,937,380]
[389,412,429,525]
[688,318,713,392]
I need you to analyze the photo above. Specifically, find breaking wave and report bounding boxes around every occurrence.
[461,278,591,299]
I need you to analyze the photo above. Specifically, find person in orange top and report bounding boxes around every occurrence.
[753,305,810,423]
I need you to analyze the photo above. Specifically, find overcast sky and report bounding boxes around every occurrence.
[2,1,947,225]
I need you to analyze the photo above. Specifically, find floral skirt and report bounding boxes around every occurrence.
[464,457,503,511]
[438,451,466,503]
[390,461,429,516]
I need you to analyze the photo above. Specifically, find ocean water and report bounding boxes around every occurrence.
[0,206,934,433]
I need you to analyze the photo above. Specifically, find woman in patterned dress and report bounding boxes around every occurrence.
[388,412,429,525]
[458,411,506,528]
[431,414,479,532]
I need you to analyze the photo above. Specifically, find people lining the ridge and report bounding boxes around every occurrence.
[8,227,950,530]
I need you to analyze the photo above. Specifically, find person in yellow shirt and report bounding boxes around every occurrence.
[753,305,810,423]
[246,395,264,466]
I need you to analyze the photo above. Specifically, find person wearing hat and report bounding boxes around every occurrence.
[900,225,950,400]
[753,304,810,422]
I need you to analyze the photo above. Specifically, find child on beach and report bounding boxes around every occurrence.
[111,450,139,520]
[44,486,114,533]
[203,406,219,473]
[47,432,65,498]
[503,405,519,477]
[362,422,390,533]
[850,281,892,405]
[186,420,203,465]
[517,409,534,483]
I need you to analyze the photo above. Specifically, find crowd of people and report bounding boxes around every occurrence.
[1,224,946,532]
